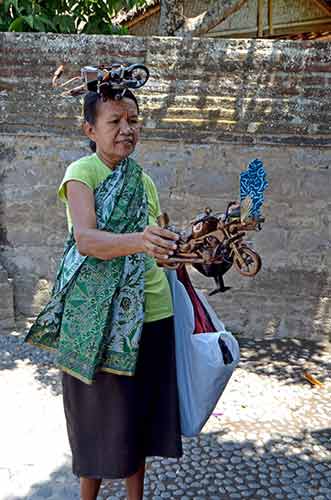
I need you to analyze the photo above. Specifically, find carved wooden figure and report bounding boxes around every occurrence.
[158,159,269,295]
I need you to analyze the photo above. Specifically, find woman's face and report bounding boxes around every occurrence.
[85,97,140,163]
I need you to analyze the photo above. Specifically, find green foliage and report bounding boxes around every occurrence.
[0,0,144,34]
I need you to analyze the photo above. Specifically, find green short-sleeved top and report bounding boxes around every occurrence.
[58,153,173,323]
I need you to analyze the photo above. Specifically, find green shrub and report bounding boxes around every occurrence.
[0,0,145,34]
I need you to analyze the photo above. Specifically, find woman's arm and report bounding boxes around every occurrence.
[66,180,178,260]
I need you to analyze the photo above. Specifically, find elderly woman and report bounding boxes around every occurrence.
[25,87,183,500]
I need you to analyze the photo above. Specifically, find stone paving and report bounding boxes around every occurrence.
[1,329,331,500]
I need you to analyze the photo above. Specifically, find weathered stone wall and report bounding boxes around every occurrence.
[0,263,14,331]
[0,33,330,339]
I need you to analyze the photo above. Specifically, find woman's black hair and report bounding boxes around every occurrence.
[89,139,97,153]
[83,88,139,153]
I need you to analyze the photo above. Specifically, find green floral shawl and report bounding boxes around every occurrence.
[24,157,149,384]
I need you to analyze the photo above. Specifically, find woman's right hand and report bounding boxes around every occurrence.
[140,226,179,260]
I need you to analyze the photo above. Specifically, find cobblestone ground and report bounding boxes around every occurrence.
[1,330,330,500]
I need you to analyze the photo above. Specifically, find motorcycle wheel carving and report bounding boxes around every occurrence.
[233,246,261,277]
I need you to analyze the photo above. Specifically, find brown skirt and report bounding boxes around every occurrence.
[61,316,183,480]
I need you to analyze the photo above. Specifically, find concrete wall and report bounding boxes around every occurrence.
[0,33,330,339]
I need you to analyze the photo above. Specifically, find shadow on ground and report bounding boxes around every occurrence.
[4,427,331,500]
[0,331,330,396]
[237,336,331,386]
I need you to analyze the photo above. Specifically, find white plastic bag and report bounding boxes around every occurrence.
[166,270,240,437]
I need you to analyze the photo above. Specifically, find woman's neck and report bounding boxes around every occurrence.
[96,150,122,170]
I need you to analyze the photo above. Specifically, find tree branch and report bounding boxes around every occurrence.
[175,0,249,36]
[159,0,185,36]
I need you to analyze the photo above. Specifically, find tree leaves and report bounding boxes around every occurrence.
[8,15,25,31]
[4,0,19,14]
[0,0,141,34]
[53,14,75,33]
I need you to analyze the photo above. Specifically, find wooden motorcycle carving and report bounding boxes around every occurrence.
[158,203,264,295]
[52,62,149,96]
[158,159,269,295]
